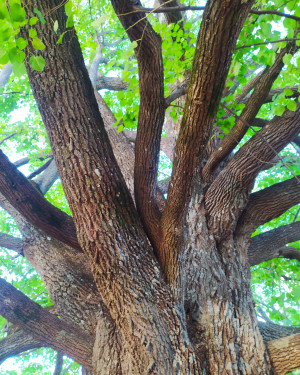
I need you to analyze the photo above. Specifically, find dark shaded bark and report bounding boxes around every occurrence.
[111,0,165,253]
[0,232,23,253]
[0,150,80,250]
[237,176,300,236]
[0,277,94,370]
[248,221,300,265]
[0,327,43,365]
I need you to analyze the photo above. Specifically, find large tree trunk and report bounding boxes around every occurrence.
[4,0,296,373]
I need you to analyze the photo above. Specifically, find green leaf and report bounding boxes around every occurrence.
[29,16,38,25]
[57,31,67,44]
[282,53,292,65]
[286,100,297,111]
[0,4,9,20]
[66,15,74,28]
[29,55,45,71]
[91,14,109,28]
[28,28,37,38]
[9,3,26,22]
[16,37,28,50]
[118,124,124,132]
[53,20,58,33]
[32,37,45,50]
[65,0,73,16]
[284,88,294,97]
[274,105,285,116]
[0,23,12,42]
[34,8,46,24]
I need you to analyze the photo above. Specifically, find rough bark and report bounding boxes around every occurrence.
[20,1,199,372]
[0,150,80,250]
[0,328,43,365]
[237,176,300,236]
[268,333,300,375]
[0,277,94,370]
[248,222,300,265]
[162,0,255,282]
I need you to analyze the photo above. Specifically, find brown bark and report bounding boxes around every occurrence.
[111,0,165,253]
[206,109,300,240]
[0,150,80,250]
[268,333,300,375]
[0,328,43,365]
[202,42,298,181]
[0,277,94,370]
[248,221,300,265]
[20,1,199,372]
[237,176,300,236]
[162,0,255,282]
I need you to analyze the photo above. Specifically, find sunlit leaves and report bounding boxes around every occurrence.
[29,55,45,71]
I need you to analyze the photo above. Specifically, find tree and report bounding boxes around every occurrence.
[0,0,300,373]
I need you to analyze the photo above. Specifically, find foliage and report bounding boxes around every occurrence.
[0,0,299,372]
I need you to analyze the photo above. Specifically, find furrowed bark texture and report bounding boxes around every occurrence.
[21,1,199,373]
[161,0,255,283]
[0,277,94,370]
[10,0,297,374]
[111,0,164,253]
[268,333,300,374]
[206,109,300,240]
[0,150,80,250]
[0,328,43,365]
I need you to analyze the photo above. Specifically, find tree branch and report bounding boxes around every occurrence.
[206,107,300,239]
[236,38,300,50]
[202,41,299,181]
[0,150,80,250]
[268,333,300,374]
[0,327,43,365]
[33,159,59,195]
[111,0,164,253]
[237,176,300,236]
[248,221,300,265]
[53,352,64,375]
[161,0,255,281]
[0,277,93,370]
[259,321,300,342]
[0,232,23,253]
[96,73,129,91]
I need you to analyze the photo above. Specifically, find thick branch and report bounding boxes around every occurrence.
[0,150,80,250]
[0,327,43,365]
[202,41,299,181]
[248,221,300,265]
[161,0,255,281]
[0,277,93,370]
[111,0,164,253]
[259,321,300,342]
[206,108,300,239]
[96,73,129,91]
[237,176,300,236]
[268,333,300,375]
[0,232,23,252]
[33,159,59,194]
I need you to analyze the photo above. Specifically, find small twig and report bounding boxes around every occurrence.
[0,132,18,145]
[250,9,300,23]
[236,38,300,50]
[27,157,53,179]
